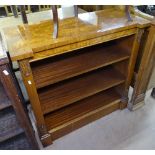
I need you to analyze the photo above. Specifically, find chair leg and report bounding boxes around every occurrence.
[11,5,18,18]
[19,5,28,24]
[74,5,78,17]
[125,5,132,21]
[52,5,58,39]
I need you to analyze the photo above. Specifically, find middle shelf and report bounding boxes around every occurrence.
[31,41,130,89]
[38,66,125,114]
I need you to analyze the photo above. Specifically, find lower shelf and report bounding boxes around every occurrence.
[0,108,24,142]
[0,133,32,150]
[44,88,122,140]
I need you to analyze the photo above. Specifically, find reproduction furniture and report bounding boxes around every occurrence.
[2,8,150,146]
[0,38,38,149]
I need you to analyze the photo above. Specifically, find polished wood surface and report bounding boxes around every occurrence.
[2,9,150,61]
[32,28,136,62]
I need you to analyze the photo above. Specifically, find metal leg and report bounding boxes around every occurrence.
[52,5,58,39]
[19,5,28,24]
[125,5,132,21]
[74,5,78,17]
[11,5,18,18]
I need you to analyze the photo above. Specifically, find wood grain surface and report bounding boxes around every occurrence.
[32,40,130,88]
[2,8,150,61]
[38,67,125,114]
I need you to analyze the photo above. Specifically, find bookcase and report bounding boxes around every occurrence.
[0,40,38,149]
[2,9,150,146]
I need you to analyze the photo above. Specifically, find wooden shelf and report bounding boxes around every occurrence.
[0,108,24,142]
[31,43,129,88]
[38,67,125,114]
[44,88,121,140]
[0,133,31,150]
[0,83,11,110]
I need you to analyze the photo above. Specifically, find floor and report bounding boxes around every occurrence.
[44,89,155,150]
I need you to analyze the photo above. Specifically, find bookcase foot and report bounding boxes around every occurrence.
[128,93,145,111]
[40,133,53,147]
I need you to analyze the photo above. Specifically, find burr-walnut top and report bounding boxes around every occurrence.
[2,8,150,62]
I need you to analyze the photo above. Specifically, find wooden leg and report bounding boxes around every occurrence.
[128,93,145,111]
[120,89,128,110]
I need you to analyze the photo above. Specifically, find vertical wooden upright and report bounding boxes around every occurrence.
[129,22,155,110]
[19,59,53,146]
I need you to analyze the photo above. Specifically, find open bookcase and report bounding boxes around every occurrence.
[3,9,150,146]
[30,35,133,141]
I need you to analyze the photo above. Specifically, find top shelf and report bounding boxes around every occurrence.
[31,38,131,89]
